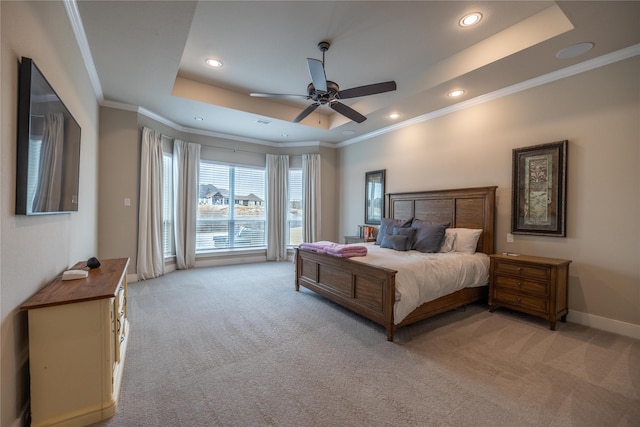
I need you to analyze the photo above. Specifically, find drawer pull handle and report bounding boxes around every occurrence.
[516,297,522,303]
[116,318,121,333]
[517,267,522,272]
[517,281,522,287]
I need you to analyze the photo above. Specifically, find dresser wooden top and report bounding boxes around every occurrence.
[21,258,129,311]
[490,253,571,266]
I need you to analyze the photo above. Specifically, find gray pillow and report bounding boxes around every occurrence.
[392,226,416,250]
[375,217,413,245]
[380,234,409,251]
[411,220,450,253]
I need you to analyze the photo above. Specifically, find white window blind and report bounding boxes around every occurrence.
[197,161,266,251]
[162,153,174,256]
[288,169,303,245]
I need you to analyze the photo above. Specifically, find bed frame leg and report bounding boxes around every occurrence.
[386,327,394,342]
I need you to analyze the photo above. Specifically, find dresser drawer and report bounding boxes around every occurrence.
[493,289,549,313]
[493,275,549,297]
[493,260,550,280]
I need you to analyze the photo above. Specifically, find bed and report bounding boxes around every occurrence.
[295,186,496,341]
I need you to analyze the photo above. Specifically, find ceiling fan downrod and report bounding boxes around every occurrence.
[318,41,330,66]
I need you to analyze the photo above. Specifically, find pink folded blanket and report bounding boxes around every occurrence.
[298,241,368,258]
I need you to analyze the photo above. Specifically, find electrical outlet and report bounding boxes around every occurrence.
[124,198,131,207]
[506,233,514,243]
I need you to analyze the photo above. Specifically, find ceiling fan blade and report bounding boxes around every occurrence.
[306,58,327,92]
[292,103,320,123]
[337,81,397,99]
[330,102,367,123]
[250,92,309,99]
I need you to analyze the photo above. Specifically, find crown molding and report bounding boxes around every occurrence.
[63,0,103,101]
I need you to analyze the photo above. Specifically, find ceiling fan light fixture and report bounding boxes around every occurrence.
[448,89,465,97]
[205,58,223,68]
[459,12,482,27]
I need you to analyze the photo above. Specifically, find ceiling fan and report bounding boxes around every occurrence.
[250,41,397,124]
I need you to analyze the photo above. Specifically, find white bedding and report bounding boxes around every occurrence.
[349,243,489,324]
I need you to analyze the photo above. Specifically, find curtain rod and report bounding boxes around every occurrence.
[160,133,274,155]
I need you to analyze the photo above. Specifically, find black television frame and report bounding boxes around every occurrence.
[16,57,81,215]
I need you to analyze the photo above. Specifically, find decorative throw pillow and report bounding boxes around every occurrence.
[380,234,409,251]
[451,228,483,253]
[375,217,413,245]
[410,219,450,253]
[392,226,416,250]
[439,228,457,253]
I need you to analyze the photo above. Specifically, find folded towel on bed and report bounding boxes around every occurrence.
[298,241,368,258]
[324,244,368,258]
[298,241,336,253]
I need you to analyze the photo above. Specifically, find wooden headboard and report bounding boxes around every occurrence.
[385,186,497,254]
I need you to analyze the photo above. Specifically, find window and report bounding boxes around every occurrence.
[197,161,266,251]
[162,153,174,256]
[288,169,303,245]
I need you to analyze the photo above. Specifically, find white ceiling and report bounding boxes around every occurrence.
[74,1,640,145]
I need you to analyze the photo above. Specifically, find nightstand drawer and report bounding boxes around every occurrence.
[493,275,549,297]
[493,260,550,280]
[493,289,549,313]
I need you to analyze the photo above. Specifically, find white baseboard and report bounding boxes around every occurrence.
[568,310,640,340]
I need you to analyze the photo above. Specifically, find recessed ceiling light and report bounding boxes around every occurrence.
[555,42,594,59]
[194,116,204,121]
[205,58,223,68]
[448,89,465,97]
[281,134,289,138]
[257,119,271,125]
[389,113,400,120]
[459,12,482,27]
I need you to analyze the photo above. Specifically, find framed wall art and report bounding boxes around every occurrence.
[365,169,385,225]
[511,140,568,236]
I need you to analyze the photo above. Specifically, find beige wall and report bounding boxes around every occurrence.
[338,57,640,329]
[1,2,99,426]
[98,107,338,274]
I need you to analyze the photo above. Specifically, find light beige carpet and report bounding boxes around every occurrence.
[92,261,640,426]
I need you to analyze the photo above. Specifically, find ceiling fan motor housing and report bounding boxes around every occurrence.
[307,81,339,104]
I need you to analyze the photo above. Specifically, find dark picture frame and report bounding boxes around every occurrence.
[511,140,568,236]
[365,169,385,225]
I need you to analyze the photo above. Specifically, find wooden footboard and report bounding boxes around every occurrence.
[295,248,398,340]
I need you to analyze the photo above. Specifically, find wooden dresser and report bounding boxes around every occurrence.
[21,258,130,427]
[488,254,571,330]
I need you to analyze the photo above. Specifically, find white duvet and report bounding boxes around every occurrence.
[349,243,489,324]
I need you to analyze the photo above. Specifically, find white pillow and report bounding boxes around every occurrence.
[439,228,456,253]
[451,228,483,253]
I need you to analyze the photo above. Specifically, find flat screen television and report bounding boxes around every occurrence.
[16,56,81,215]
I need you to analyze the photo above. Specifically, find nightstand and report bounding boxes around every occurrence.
[344,236,375,244]
[488,254,571,330]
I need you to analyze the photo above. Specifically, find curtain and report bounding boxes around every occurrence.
[173,139,201,269]
[137,127,164,280]
[302,154,321,242]
[266,154,289,260]
[32,113,64,212]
